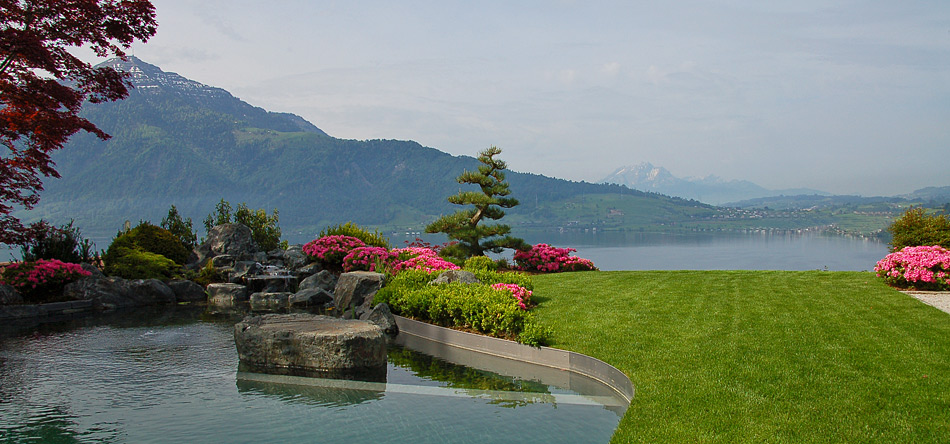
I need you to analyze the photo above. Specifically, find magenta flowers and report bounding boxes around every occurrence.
[491,282,532,310]
[342,247,394,272]
[389,247,459,273]
[875,245,950,291]
[0,259,91,302]
[302,235,366,265]
[513,243,596,273]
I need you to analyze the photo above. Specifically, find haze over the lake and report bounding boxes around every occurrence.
[85,0,949,196]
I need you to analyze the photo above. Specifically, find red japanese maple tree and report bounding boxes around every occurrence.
[0,0,156,244]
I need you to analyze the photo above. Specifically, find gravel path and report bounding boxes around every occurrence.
[902,291,950,315]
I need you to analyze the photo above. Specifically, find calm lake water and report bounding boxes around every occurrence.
[387,231,889,272]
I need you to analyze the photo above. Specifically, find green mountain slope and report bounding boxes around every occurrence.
[21,57,713,241]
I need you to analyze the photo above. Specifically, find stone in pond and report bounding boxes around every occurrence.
[234,313,386,379]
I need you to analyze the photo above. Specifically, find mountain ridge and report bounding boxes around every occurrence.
[600,162,828,205]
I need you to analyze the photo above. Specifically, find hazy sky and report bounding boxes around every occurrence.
[90,0,949,196]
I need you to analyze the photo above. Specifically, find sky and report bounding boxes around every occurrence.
[84,0,949,196]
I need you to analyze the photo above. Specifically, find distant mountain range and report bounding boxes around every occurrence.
[599,162,828,205]
[21,57,706,242]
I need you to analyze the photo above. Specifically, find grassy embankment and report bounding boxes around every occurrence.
[531,271,950,443]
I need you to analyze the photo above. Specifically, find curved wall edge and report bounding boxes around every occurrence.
[393,315,635,403]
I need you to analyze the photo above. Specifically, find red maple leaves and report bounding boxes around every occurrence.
[0,0,156,244]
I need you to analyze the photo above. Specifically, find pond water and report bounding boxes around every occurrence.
[0,308,624,443]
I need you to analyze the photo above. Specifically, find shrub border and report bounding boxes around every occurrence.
[394,315,634,404]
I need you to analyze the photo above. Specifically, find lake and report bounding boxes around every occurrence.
[389,230,889,272]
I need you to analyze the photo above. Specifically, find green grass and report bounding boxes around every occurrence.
[531,271,950,443]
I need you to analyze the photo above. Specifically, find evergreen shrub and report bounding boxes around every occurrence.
[103,223,188,279]
[19,220,97,264]
[319,222,390,248]
[888,207,950,251]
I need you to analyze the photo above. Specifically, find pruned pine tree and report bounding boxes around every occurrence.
[426,146,529,259]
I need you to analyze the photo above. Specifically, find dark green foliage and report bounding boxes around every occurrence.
[374,269,549,346]
[103,222,188,279]
[319,222,390,248]
[887,207,950,251]
[161,205,197,250]
[19,220,97,263]
[203,199,284,251]
[426,146,529,259]
[103,247,180,280]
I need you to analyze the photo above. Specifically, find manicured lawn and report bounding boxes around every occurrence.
[531,271,950,443]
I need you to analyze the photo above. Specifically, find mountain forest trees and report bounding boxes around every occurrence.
[426,146,528,259]
[0,0,157,244]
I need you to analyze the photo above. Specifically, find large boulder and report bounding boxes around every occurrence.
[229,261,262,284]
[234,313,386,379]
[298,270,338,294]
[290,288,334,307]
[167,279,207,303]
[195,223,259,265]
[246,275,296,293]
[334,272,385,315]
[0,284,22,305]
[207,283,249,306]
[281,246,309,271]
[64,276,174,309]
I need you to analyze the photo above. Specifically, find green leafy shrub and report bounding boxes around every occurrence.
[161,205,197,250]
[191,261,226,287]
[463,255,497,272]
[104,248,180,280]
[103,223,188,279]
[19,220,97,264]
[319,222,390,248]
[374,269,549,346]
[887,207,950,251]
[203,199,284,251]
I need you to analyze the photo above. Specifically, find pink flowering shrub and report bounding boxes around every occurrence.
[875,245,950,291]
[491,282,532,310]
[513,244,596,273]
[302,235,366,266]
[390,247,460,273]
[343,247,395,272]
[0,259,91,303]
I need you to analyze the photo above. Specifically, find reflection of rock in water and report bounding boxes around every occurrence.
[236,373,385,408]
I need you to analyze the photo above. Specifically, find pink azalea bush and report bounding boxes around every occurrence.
[390,247,460,273]
[302,235,366,266]
[513,243,596,273]
[0,259,91,302]
[491,282,532,310]
[343,247,394,272]
[875,245,950,291]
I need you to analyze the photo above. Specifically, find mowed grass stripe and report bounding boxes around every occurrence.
[531,271,950,443]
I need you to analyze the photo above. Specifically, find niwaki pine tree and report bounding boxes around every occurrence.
[426,146,528,259]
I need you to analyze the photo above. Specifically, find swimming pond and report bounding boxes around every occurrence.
[0,308,625,443]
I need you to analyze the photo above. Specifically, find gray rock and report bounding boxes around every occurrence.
[64,275,172,309]
[282,246,308,271]
[196,224,259,265]
[430,269,480,285]
[246,275,296,293]
[229,261,262,284]
[298,270,338,293]
[234,313,386,378]
[0,284,22,305]
[249,292,292,311]
[207,283,249,307]
[167,280,207,303]
[290,288,334,307]
[212,254,237,269]
[129,279,177,305]
[334,272,385,315]
[360,303,398,337]
[294,262,323,279]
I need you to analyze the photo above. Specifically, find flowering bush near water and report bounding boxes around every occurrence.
[0,259,91,303]
[514,243,596,272]
[875,245,950,291]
